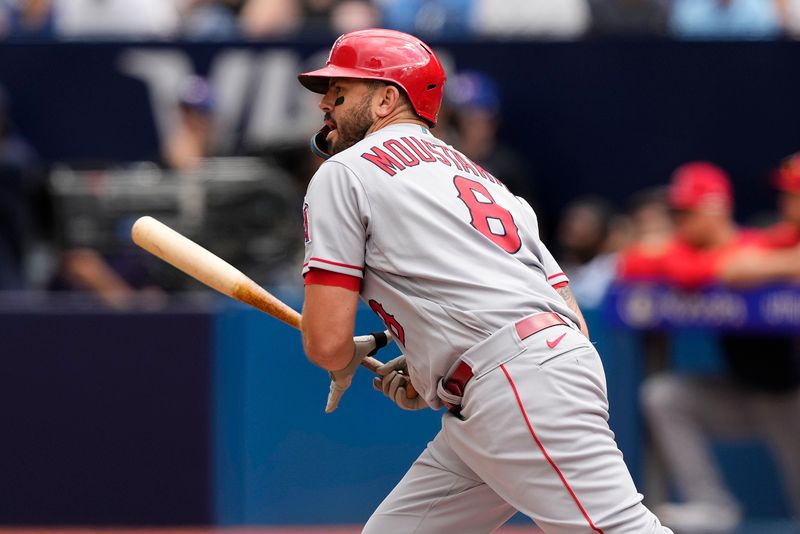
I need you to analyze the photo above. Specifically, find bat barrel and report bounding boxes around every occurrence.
[131,215,417,399]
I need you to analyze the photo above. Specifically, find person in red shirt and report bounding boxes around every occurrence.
[618,161,800,287]
[758,151,800,249]
[621,162,800,533]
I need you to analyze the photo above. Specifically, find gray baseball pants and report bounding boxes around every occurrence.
[363,318,672,533]
[642,373,800,516]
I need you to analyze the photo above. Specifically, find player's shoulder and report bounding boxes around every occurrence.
[306,155,363,198]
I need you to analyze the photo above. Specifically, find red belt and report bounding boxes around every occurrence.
[442,312,567,415]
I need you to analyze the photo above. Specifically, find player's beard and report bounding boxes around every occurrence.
[330,93,373,155]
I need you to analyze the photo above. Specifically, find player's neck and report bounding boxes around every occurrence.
[367,110,428,136]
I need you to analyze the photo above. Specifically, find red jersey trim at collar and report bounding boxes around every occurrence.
[304,268,361,291]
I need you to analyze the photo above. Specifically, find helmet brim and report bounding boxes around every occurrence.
[298,64,392,94]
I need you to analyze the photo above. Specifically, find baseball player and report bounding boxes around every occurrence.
[298,29,672,533]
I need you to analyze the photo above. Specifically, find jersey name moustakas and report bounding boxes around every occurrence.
[360,132,500,183]
[302,123,575,408]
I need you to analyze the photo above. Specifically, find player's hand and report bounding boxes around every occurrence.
[372,355,428,411]
[325,331,389,413]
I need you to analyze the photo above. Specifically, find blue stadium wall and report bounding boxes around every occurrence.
[0,297,790,524]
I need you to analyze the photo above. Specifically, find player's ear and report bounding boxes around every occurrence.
[373,84,402,120]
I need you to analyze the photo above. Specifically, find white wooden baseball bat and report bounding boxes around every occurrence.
[131,216,417,397]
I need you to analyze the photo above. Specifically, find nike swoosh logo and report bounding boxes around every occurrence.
[546,332,567,349]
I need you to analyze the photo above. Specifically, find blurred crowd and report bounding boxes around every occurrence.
[2,0,800,41]
[0,74,307,306]
[0,66,529,307]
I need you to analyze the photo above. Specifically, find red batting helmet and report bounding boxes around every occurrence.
[298,29,446,126]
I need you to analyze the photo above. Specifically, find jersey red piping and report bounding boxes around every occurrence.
[307,257,364,271]
[547,272,567,280]
[500,364,605,534]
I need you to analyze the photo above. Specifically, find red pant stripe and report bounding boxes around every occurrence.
[500,363,605,534]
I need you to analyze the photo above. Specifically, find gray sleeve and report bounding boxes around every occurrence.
[301,162,370,278]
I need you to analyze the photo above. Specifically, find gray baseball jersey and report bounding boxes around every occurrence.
[302,123,578,409]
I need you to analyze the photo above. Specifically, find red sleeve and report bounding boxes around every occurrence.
[663,238,745,289]
[617,243,670,281]
[617,240,720,288]
[663,251,718,288]
[755,222,800,249]
[304,267,361,291]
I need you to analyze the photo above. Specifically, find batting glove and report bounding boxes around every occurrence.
[372,355,428,411]
[325,331,389,413]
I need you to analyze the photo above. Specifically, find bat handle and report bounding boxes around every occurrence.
[361,330,419,399]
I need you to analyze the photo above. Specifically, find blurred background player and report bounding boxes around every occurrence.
[163,75,216,171]
[622,186,674,269]
[621,162,800,533]
[617,162,797,285]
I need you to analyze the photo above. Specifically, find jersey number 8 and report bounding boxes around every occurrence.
[454,175,521,254]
